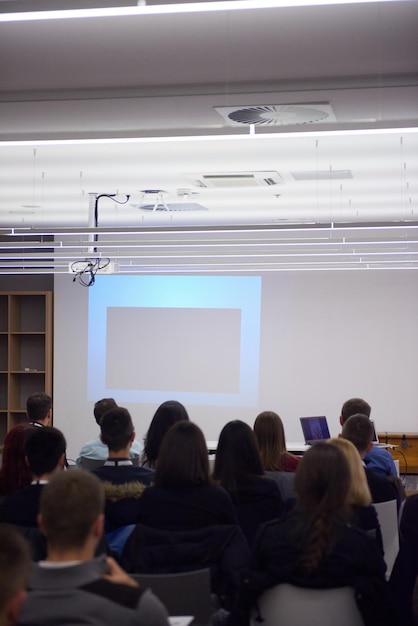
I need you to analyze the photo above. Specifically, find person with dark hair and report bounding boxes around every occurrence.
[341,414,400,507]
[0,525,31,626]
[76,398,142,467]
[18,471,169,626]
[0,424,35,498]
[140,400,190,469]
[92,407,154,532]
[137,421,237,529]
[121,422,250,618]
[0,427,66,527]
[26,392,52,427]
[253,411,299,501]
[229,442,398,626]
[340,397,396,477]
[213,420,283,545]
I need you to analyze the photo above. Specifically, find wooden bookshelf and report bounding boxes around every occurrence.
[0,292,52,444]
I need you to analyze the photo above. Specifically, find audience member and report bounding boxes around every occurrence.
[26,392,52,427]
[76,398,142,467]
[253,411,298,501]
[0,424,34,499]
[121,422,249,616]
[0,525,30,626]
[136,421,237,530]
[340,397,397,477]
[18,470,169,626]
[92,407,154,532]
[140,400,189,469]
[341,414,400,508]
[328,437,383,553]
[213,420,283,545]
[229,442,397,626]
[0,426,66,527]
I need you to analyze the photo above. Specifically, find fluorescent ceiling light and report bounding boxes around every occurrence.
[0,0,405,22]
[0,127,417,149]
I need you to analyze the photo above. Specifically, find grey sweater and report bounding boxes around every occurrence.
[18,555,169,626]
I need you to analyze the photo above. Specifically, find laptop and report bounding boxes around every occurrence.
[370,420,394,448]
[300,416,331,445]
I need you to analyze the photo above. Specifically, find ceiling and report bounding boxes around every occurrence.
[0,0,418,274]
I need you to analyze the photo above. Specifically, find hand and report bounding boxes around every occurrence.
[103,557,139,588]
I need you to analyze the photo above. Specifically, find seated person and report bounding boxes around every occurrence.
[26,392,52,428]
[136,421,237,530]
[229,442,397,626]
[253,411,298,502]
[76,398,142,467]
[140,400,189,469]
[18,471,169,626]
[0,525,31,626]
[328,437,383,554]
[0,426,66,527]
[213,420,283,546]
[341,414,400,509]
[91,407,154,532]
[0,424,35,499]
[340,398,397,477]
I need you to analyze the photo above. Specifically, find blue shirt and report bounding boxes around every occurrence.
[75,436,143,468]
[364,445,397,477]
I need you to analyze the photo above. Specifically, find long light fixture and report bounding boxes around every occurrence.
[0,0,402,23]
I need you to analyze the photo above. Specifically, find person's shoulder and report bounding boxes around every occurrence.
[136,588,169,625]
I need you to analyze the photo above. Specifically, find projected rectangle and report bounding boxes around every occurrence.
[88,275,261,406]
[106,307,241,392]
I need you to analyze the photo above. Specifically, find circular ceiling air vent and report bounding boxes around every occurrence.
[227,105,330,126]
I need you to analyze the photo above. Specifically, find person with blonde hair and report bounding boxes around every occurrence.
[328,437,383,553]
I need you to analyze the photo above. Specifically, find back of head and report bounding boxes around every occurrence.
[213,420,263,495]
[341,413,374,455]
[253,411,286,471]
[40,470,105,550]
[26,392,52,423]
[100,407,134,452]
[143,400,190,468]
[0,525,30,619]
[155,421,208,487]
[25,426,66,477]
[0,424,34,495]
[328,437,372,506]
[93,398,117,426]
[341,397,371,423]
[295,442,350,516]
[294,442,351,574]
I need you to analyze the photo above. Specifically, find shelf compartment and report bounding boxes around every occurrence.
[9,372,46,412]
[9,333,46,372]
[9,294,46,333]
[0,296,8,333]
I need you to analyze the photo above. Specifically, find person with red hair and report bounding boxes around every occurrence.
[0,424,34,498]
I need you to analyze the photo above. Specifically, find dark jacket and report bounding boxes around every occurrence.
[228,512,398,626]
[120,523,250,608]
[92,461,154,532]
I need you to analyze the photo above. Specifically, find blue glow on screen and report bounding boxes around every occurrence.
[88,275,261,406]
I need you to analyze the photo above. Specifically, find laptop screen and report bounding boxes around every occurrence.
[370,420,379,444]
[300,416,331,444]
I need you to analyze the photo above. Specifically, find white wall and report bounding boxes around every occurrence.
[54,270,418,462]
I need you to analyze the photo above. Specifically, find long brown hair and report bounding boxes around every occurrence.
[293,442,350,574]
[155,421,209,487]
[254,411,287,471]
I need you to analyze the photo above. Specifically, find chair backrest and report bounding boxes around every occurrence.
[250,583,364,626]
[373,499,399,579]
[132,568,212,626]
[78,457,105,470]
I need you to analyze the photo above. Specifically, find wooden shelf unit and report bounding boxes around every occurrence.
[0,292,52,444]
[378,432,418,474]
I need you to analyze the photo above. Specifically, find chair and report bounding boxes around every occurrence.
[373,499,399,579]
[250,583,364,626]
[78,455,140,470]
[78,457,105,470]
[132,568,212,626]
